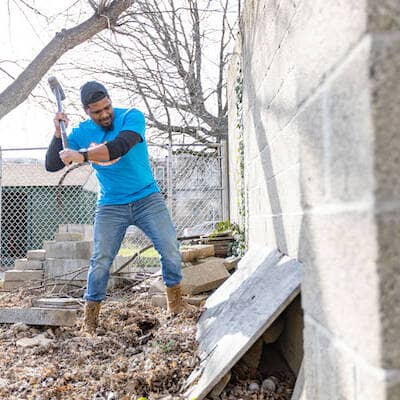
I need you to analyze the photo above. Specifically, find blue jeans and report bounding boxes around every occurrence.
[84,192,182,302]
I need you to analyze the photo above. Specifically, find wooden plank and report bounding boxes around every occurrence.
[183,246,303,400]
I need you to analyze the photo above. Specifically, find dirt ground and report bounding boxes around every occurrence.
[0,287,294,400]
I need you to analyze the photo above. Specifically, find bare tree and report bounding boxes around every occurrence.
[75,0,237,144]
[0,0,134,120]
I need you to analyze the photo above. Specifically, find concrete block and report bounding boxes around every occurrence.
[327,36,374,203]
[14,258,43,270]
[0,307,78,326]
[26,249,46,261]
[54,232,84,242]
[371,34,400,203]
[44,258,89,281]
[304,315,400,400]
[300,210,382,367]
[375,211,400,369]
[181,259,230,295]
[181,248,198,262]
[4,270,43,281]
[3,281,29,290]
[43,240,93,260]
[58,224,93,241]
[181,244,215,262]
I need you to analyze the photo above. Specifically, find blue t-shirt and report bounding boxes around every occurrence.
[68,107,159,206]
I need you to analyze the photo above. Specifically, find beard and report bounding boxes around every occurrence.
[102,122,114,132]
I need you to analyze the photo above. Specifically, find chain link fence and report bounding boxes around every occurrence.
[0,144,227,270]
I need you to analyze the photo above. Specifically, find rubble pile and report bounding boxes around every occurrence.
[0,287,294,400]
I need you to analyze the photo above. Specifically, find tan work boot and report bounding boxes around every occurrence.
[166,283,196,315]
[81,300,101,336]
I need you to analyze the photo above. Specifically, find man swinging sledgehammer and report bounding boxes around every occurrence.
[46,80,196,336]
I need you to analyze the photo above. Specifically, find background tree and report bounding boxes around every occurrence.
[0,0,134,120]
[72,0,237,144]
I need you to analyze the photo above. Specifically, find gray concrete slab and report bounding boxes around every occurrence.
[31,298,82,309]
[0,307,78,326]
[183,246,302,400]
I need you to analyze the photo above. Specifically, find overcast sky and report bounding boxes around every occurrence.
[0,1,238,160]
[0,1,94,159]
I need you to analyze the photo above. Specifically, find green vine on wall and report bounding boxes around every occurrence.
[234,57,247,256]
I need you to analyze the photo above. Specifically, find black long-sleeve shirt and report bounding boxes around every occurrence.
[45,136,64,172]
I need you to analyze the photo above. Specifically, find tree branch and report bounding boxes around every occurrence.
[0,0,134,120]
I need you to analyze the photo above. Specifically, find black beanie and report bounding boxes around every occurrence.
[80,81,109,106]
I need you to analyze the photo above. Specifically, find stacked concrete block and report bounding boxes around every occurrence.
[228,0,400,398]
[180,244,215,262]
[2,250,46,290]
[43,230,93,288]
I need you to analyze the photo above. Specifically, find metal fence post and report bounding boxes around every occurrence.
[221,139,230,221]
[166,137,173,213]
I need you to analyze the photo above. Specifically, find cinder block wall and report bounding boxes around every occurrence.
[228,1,400,398]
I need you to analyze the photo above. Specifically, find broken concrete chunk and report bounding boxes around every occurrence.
[54,232,84,242]
[181,260,230,295]
[26,249,46,261]
[262,317,285,344]
[14,258,43,271]
[240,337,264,373]
[16,333,54,348]
[0,307,78,326]
[223,255,241,271]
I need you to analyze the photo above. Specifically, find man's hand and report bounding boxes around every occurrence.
[59,149,84,165]
[54,112,69,138]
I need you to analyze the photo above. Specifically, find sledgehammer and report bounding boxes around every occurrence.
[48,76,69,149]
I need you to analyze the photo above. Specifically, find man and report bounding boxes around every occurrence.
[46,81,194,336]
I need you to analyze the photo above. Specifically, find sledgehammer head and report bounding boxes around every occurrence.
[48,76,65,101]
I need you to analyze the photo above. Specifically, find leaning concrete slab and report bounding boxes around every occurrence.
[0,307,78,326]
[183,246,302,400]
